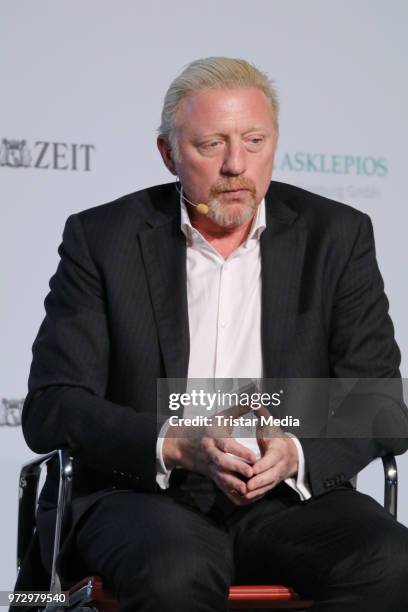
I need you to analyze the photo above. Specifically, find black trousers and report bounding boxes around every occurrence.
[46,482,408,612]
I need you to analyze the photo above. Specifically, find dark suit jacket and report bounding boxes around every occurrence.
[22,180,408,532]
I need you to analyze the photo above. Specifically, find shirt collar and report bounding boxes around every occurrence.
[179,186,266,247]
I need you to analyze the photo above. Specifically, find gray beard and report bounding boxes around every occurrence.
[208,196,257,227]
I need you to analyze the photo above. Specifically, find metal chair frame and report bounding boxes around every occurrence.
[17,450,398,611]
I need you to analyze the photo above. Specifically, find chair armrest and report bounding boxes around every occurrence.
[382,454,398,519]
[48,450,73,596]
[345,454,397,519]
[17,450,60,573]
[17,449,73,599]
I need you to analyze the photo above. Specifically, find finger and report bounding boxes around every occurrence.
[222,484,260,506]
[256,422,282,445]
[215,437,257,465]
[211,468,248,496]
[212,447,255,479]
[252,449,282,475]
[207,447,253,480]
[247,465,282,492]
[243,483,274,500]
[224,454,254,479]
[223,489,252,506]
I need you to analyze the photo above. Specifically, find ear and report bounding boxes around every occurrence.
[157,135,177,175]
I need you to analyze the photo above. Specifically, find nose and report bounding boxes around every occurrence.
[221,139,246,176]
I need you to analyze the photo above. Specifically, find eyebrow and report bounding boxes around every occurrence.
[196,127,270,139]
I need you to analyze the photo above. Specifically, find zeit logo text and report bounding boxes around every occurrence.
[32,142,95,171]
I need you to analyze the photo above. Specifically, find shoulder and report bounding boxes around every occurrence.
[267,180,373,244]
[268,180,368,223]
[62,182,178,247]
[76,182,177,228]
[58,182,178,266]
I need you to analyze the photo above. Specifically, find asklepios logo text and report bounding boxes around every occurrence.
[275,152,387,177]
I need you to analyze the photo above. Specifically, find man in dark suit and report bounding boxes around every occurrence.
[22,57,408,610]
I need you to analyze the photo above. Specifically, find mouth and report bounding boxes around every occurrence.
[221,188,249,193]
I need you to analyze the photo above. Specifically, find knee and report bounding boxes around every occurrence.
[384,544,408,590]
[373,524,408,583]
[332,522,408,589]
[118,548,232,611]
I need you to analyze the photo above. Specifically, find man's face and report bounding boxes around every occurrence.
[160,87,278,227]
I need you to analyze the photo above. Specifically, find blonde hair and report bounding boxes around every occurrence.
[158,56,279,156]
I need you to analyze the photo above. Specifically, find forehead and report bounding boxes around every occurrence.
[175,87,275,135]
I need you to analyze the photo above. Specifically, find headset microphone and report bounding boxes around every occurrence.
[175,181,209,215]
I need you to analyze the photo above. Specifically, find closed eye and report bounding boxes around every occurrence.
[203,140,223,148]
[247,136,264,144]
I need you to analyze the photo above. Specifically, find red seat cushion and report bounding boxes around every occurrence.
[70,576,313,610]
[229,585,300,601]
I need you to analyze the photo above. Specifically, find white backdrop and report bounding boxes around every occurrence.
[1,0,407,596]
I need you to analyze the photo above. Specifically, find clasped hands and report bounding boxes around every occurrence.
[163,404,299,506]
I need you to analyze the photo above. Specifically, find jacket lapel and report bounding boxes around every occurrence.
[261,189,307,378]
[139,189,190,380]
[138,183,307,381]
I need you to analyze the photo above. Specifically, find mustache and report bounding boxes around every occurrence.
[209,177,257,197]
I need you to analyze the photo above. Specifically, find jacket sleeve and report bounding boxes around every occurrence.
[22,214,158,491]
[301,213,408,496]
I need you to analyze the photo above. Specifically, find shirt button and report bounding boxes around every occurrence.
[221,321,226,328]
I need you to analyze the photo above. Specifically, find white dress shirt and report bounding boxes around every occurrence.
[156,193,311,501]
